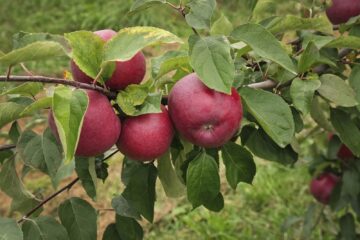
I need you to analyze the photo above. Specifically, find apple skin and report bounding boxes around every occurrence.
[310,173,340,205]
[168,73,243,148]
[116,106,174,161]
[49,90,121,157]
[70,29,146,90]
[328,134,354,161]
[326,0,360,25]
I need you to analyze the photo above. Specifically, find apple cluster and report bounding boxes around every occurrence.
[49,29,243,162]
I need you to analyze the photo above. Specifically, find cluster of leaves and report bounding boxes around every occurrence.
[1,0,360,239]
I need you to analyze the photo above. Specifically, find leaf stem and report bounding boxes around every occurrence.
[165,1,199,35]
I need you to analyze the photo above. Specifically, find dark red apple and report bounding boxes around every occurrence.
[70,29,146,90]
[116,106,174,161]
[326,0,360,25]
[49,90,121,157]
[168,73,243,148]
[328,134,354,161]
[310,172,340,204]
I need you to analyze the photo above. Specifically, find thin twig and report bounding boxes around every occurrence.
[165,2,199,35]
[17,150,119,224]
[0,75,116,99]
[0,144,16,151]
[17,177,79,224]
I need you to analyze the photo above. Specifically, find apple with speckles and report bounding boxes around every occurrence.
[49,90,121,157]
[71,29,146,90]
[168,73,243,148]
[326,0,360,25]
[116,106,174,161]
[310,172,340,205]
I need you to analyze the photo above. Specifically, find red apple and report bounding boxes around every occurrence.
[328,134,354,161]
[49,90,121,157]
[168,73,243,148]
[310,172,340,204]
[70,29,146,90]
[116,106,174,161]
[326,0,360,25]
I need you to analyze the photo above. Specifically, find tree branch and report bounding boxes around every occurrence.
[0,144,16,151]
[247,48,353,90]
[0,75,117,99]
[17,177,79,224]
[17,150,119,224]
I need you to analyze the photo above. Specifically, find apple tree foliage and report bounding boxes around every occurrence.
[0,0,360,239]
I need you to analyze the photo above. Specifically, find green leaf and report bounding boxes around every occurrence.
[116,84,162,116]
[210,14,233,36]
[111,195,141,220]
[330,109,360,157]
[222,142,256,189]
[290,78,321,115]
[298,42,320,73]
[121,161,157,222]
[1,82,43,96]
[75,157,97,201]
[189,35,234,94]
[244,128,298,165]
[0,41,66,66]
[102,224,120,240]
[231,24,297,74]
[349,66,360,111]
[185,0,216,30]
[342,169,360,198]
[0,102,29,129]
[152,52,191,80]
[58,197,97,240]
[158,151,185,198]
[17,128,63,186]
[0,158,41,214]
[9,121,21,143]
[186,151,220,208]
[95,156,109,182]
[324,36,360,49]
[240,87,295,147]
[52,86,88,163]
[317,74,358,107]
[268,16,333,35]
[103,27,183,62]
[0,217,23,240]
[65,31,104,80]
[339,214,357,240]
[12,31,68,50]
[22,216,69,240]
[310,96,334,132]
[130,0,166,13]
[21,97,52,116]
[115,215,143,240]
[203,192,224,212]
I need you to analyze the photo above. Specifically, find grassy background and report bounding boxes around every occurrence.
[0,0,338,239]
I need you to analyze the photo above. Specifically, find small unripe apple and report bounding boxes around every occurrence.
[70,29,146,90]
[310,172,340,204]
[116,106,174,161]
[49,90,121,157]
[168,73,243,148]
[326,0,360,25]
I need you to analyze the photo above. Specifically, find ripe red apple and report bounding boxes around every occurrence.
[70,29,146,90]
[310,172,340,204]
[328,134,354,161]
[326,0,360,25]
[116,106,174,161]
[168,73,243,148]
[49,90,121,157]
